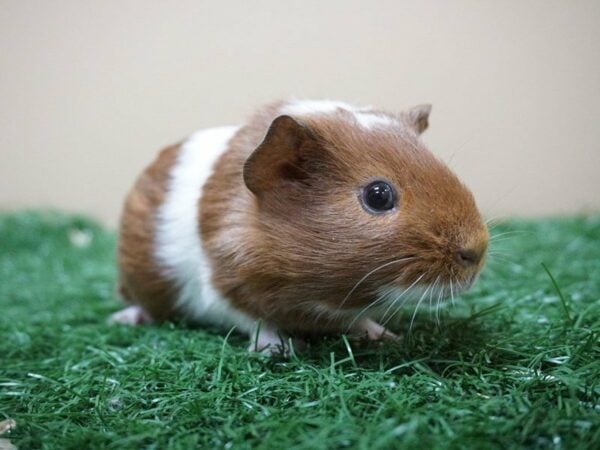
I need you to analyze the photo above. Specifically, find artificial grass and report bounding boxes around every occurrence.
[0,211,599,450]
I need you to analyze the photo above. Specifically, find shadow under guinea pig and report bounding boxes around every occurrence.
[256,314,497,376]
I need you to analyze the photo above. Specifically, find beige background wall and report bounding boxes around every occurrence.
[1,0,599,226]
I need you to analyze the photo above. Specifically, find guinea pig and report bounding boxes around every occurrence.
[111,99,489,354]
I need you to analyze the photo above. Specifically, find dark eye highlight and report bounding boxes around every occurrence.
[362,181,396,213]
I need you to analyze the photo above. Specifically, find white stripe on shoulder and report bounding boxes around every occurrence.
[280,99,398,130]
[154,126,255,334]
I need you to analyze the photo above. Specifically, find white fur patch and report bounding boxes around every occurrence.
[154,126,256,334]
[281,99,359,116]
[281,99,398,130]
[354,112,398,129]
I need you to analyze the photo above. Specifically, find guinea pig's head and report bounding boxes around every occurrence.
[243,102,488,313]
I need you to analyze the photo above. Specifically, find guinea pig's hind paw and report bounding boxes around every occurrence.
[108,305,153,326]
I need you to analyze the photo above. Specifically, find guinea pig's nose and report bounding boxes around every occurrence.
[454,248,482,267]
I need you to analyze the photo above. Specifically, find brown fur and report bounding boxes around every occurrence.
[117,142,181,320]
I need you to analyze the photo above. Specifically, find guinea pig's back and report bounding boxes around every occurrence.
[118,126,251,330]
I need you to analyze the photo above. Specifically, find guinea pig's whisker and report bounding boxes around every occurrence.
[349,294,389,327]
[488,239,517,247]
[380,273,429,329]
[434,276,444,325]
[427,277,435,313]
[485,216,514,233]
[338,256,418,312]
[378,273,426,327]
[408,282,433,333]
[487,251,513,259]
[435,277,443,324]
[312,304,333,325]
[427,278,436,322]
[447,267,458,307]
[487,240,517,249]
[489,230,531,241]
[427,275,441,318]
[486,253,523,269]
[345,273,422,332]
[485,216,501,226]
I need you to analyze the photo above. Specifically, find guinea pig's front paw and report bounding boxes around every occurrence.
[248,322,305,357]
[108,305,153,326]
[352,318,399,342]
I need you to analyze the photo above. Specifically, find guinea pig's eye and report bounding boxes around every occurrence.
[361,181,396,213]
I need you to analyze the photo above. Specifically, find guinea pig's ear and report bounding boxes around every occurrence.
[243,115,317,195]
[404,104,432,134]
